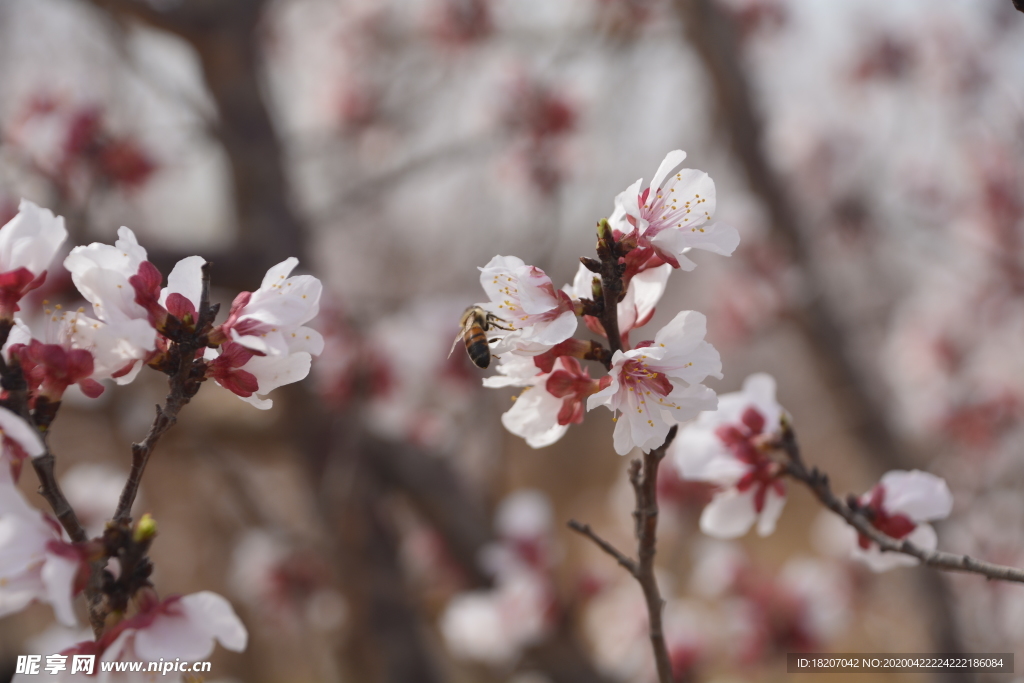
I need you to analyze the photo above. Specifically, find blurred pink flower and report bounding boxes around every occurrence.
[672,373,788,538]
[849,470,953,572]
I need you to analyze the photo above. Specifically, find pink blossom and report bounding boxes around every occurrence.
[672,373,788,538]
[484,354,600,448]
[63,228,204,336]
[0,469,84,627]
[215,257,324,357]
[587,311,722,455]
[849,470,953,572]
[49,591,245,681]
[610,150,739,271]
[0,200,68,320]
[5,309,154,402]
[205,342,313,410]
[478,255,577,355]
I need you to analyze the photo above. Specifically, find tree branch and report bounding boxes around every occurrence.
[570,427,678,683]
[567,520,638,576]
[781,425,1024,584]
[595,220,624,354]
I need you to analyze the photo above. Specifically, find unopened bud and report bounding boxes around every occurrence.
[596,218,613,242]
[133,513,157,543]
[580,256,601,273]
[591,276,603,300]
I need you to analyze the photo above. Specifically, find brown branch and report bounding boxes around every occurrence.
[30,452,88,543]
[595,220,625,354]
[567,520,638,576]
[570,427,678,683]
[781,424,1024,584]
[113,264,215,522]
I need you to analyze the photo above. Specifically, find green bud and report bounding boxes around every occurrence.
[133,513,157,543]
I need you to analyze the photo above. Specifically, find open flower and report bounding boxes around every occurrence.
[849,470,953,572]
[610,150,739,271]
[54,590,247,678]
[214,257,324,357]
[0,469,85,626]
[587,311,722,455]
[205,342,313,410]
[0,200,68,320]
[672,373,788,538]
[484,354,600,448]
[63,227,150,326]
[64,227,206,334]
[478,255,576,355]
[6,309,154,403]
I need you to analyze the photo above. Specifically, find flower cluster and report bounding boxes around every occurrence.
[462,150,961,581]
[0,204,326,424]
[0,198,323,664]
[467,150,737,455]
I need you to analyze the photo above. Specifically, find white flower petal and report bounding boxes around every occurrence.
[700,488,759,539]
[649,150,688,193]
[41,552,79,627]
[0,406,44,457]
[756,487,787,537]
[879,470,953,522]
[161,255,206,309]
[500,386,568,449]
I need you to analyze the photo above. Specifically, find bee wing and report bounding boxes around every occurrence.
[448,326,466,358]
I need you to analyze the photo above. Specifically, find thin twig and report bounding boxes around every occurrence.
[780,425,1024,584]
[30,452,88,543]
[631,428,677,683]
[567,520,638,576]
[570,427,678,683]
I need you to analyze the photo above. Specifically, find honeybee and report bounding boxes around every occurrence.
[449,305,514,369]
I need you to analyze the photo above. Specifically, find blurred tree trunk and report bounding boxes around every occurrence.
[89,0,303,281]
[672,1,970,679]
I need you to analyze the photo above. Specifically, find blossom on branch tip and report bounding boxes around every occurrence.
[0,200,68,320]
[672,373,788,539]
[478,255,576,355]
[610,150,739,271]
[849,469,953,572]
[587,311,722,455]
[63,227,150,326]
